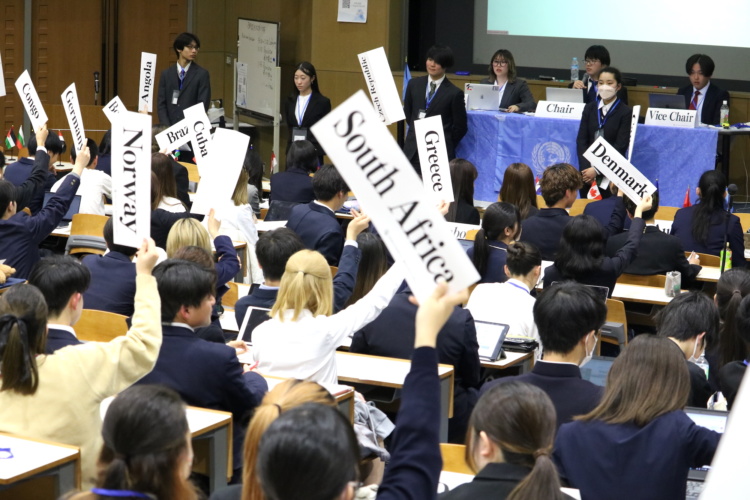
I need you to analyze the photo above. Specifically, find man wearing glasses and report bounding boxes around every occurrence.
[157,32,212,126]
[570,45,628,105]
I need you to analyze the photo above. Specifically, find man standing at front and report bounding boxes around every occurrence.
[157,32,211,126]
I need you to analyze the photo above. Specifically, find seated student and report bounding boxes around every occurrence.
[467,241,543,358]
[269,140,316,204]
[28,256,90,353]
[344,231,388,306]
[671,170,745,268]
[569,44,629,105]
[136,259,268,479]
[286,164,348,266]
[553,335,721,500]
[150,125,191,208]
[6,126,56,214]
[440,381,565,500]
[95,130,111,176]
[519,163,584,261]
[0,145,88,279]
[254,283,468,500]
[481,282,605,429]
[677,54,730,125]
[244,148,264,217]
[81,217,137,317]
[479,49,536,113]
[498,162,538,220]
[606,191,701,285]
[467,202,519,284]
[150,172,203,249]
[66,385,201,500]
[719,294,750,410]
[4,126,63,214]
[655,291,717,408]
[51,138,112,216]
[0,238,161,488]
[350,282,480,443]
[583,184,631,231]
[152,152,186,213]
[543,195,651,296]
[445,159,480,225]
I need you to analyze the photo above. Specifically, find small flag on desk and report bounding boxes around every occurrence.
[4,128,13,150]
[16,126,24,149]
[535,176,541,195]
[58,130,65,144]
[270,151,278,172]
[587,180,602,201]
[683,185,691,207]
[402,61,411,102]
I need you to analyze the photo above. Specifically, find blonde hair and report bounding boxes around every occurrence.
[270,250,332,321]
[232,168,250,206]
[166,218,211,258]
[241,379,335,500]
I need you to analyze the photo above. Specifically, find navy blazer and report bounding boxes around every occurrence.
[150,210,203,249]
[81,252,137,317]
[719,360,746,410]
[214,235,240,302]
[677,83,730,125]
[269,167,314,204]
[286,202,344,265]
[670,205,745,268]
[450,199,480,225]
[351,291,480,442]
[478,77,536,112]
[554,410,720,500]
[403,75,467,162]
[481,361,603,430]
[45,327,83,354]
[0,172,80,279]
[95,154,111,177]
[576,98,632,173]
[157,62,211,126]
[467,242,509,284]
[4,153,57,214]
[283,92,332,160]
[583,196,631,231]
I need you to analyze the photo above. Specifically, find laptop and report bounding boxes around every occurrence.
[648,94,686,110]
[43,192,82,227]
[684,407,728,481]
[475,320,510,361]
[464,83,500,111]
[236,306,272,344]
[546,87,584,104]
[551,281,610,300]
[457,239,473,252]
[265,200,300,222]
[579,355,616,386]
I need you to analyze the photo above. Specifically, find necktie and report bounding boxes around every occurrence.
[179,68,186,90]
[689,90,700,110]
[428,81,436,101]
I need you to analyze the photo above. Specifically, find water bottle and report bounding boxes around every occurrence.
[721,242,732,270]
[571,57,579,82]
[720,100,730,128]
[695,352,709,380]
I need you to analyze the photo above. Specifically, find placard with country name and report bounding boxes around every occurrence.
[103,96,126,123]
[61,83,87,153]
[15,70,48,129]
[583,136,656,203]
[414,114,454,203]
[138,52,157,112]
[357,47,405,125]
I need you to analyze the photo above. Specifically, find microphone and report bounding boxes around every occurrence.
[728,184,738,196]
[94,72,100,94]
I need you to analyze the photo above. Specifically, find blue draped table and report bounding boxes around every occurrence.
[455,111,719,207]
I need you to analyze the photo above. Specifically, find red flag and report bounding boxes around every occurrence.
[57,130,65,144]
[587,180,602,201]
[271,151,278,172]
[683,186,691,207]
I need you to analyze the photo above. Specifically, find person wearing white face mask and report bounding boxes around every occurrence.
[576,66,633,199]
[479,281,606,430]
[655,291,719,408]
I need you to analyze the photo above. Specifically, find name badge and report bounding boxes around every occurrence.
[293,127,308,142]
[172,90,180,105]
[418,109,426,120]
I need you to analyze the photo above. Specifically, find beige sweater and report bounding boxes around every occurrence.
[0,274,162,489]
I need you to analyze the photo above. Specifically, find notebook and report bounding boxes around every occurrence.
[43,192,82,225]
[236,306,272,344]
[579,356,616,386]
[464,83,501,111]
[475,320,510,361]
[684,407,728,481]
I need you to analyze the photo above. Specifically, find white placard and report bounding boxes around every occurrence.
[61,83,86,153]
[155,117,192,151]
[182,104,212,175]
[627,105,640,160]
[414,115,454,203]
[111,111,152,248]
[0,51,5,97]
[311,90,480,301]
[103,96,126,123]
[338,0,367,22]
[190,128,249,215]
[644,107,697,128]
[535,100,585,120]
[357,47,405,125]
[447,222,481,240]
[138,52,157,113]
[583,137,656,203]
[15,70,48,129]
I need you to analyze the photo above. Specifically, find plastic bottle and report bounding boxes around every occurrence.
[721,242,732,271]
[721,100,730,128]
[571,57,579,82]
[695,352,710,380]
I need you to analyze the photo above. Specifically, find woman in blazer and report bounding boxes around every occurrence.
[284,61,331,165]
[479,49,535,113]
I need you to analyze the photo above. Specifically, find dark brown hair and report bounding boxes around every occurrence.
[346,232,388,307]
[715,268,750,367]
[446,159,478,223]
[487,49,518,82]
[151,152,181,211]
[499,163,538,220]
[539,163,582,207]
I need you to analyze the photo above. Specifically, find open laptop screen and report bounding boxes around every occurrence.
[43,192,81,223]
[684,407,728,481]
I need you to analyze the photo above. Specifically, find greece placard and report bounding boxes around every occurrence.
[414,115,454,203]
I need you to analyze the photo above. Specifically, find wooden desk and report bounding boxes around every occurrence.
[481,351,534,373]
[263,375,355,423]
[0,432,80,499]
[611,283,675,305]
[187,407,232,494]
[335,351,455,443]
[255,220,287,232]
[696,266,721,283]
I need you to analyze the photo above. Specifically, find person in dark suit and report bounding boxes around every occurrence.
[467,202,519,284]
[481,281,605,429]
[81,218,138,317]
[478,49,535,112]
[137,260,267,479]
[283,62,331,164]
[403,44,467,173]
[269,140,316,204]
[576,67,632,198]
[286,164,347,265]
[4,128,64,214]
[582,184,631,231]
[677,54,730,126]
[569,45,628,105]
[445,159,480,225]
[671,170,745,268]
[553,335,721,500]
[655,292,718,409]
[157,32,211,126]
[351,287,480,443]
[28,255,90,354]
[96,131,112,177]
[606,191,701,285]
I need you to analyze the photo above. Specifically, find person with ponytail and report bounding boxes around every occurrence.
[66,385,199,500]
[671,170,745,268]
[554,335,721,500]
[468,202,520,284]
[440,381,565,500]
[708,268,750,390]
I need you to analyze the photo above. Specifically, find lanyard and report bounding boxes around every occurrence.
[507,281,530,294]
[297,95,311,126]
[91,488,152,499]
[597,97,621,130]
[425,82,439,109]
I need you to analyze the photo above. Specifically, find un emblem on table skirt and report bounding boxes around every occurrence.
[531,141,571,177]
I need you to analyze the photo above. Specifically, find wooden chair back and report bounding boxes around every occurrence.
[68,214,109,256]
[536,195,547,209]
[683,252,720,267]
[76,309,128,342]
[465,229,479,241]
[260,208,269,220]
[440,443,473,474]
[603,298,628,347]
[330,266,338,277]
[179,161,200,188]
[618,273,666,288]
[569,198,592,216]
[223,282,240,309]
[654,206,679,221]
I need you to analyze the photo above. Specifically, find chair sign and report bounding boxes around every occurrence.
[535,100,585,120]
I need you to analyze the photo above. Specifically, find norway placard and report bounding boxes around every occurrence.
[15,70,48,129]
[138,52,157,112]
[311,90,480,301]
[357,47,405,125]
[103,96,126,123]
[583,136,656,203]
[413,115,454,203]
[61,83,87,153]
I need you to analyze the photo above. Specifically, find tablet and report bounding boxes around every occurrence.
[684,407,728,481]
[475,320,510,361]
[236,306,272,343]
[579,356,616,387]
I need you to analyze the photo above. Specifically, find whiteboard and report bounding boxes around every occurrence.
[237,18,279,118]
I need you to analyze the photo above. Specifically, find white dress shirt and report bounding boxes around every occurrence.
[51,169,112,216]
[157,196,186,213]
[692,81,710,124]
